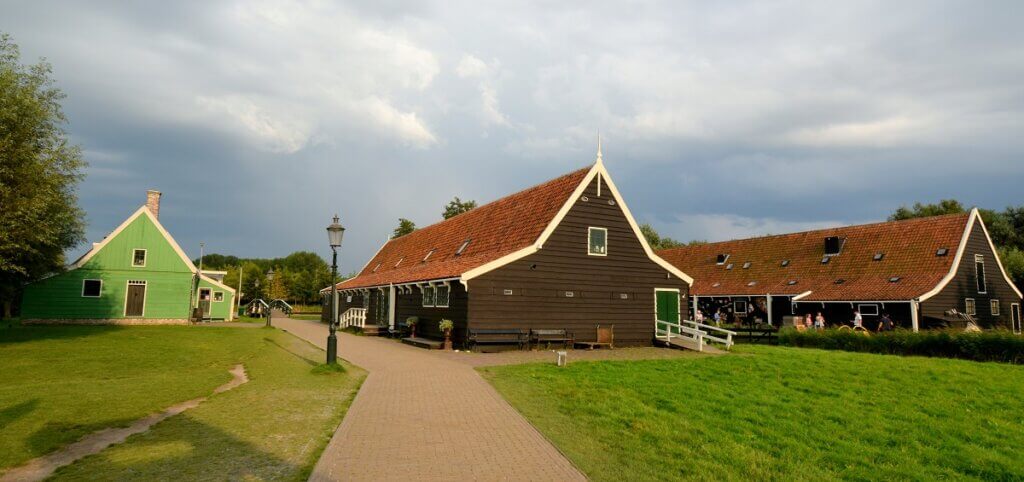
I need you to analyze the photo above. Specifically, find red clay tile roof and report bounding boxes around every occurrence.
[656,213,971,301]
[333,166,591,290]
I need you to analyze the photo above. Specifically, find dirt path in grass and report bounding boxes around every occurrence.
[0,365,249,482]
[274,317,586,482]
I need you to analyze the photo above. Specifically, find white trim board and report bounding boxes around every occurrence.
[74,206,198,272]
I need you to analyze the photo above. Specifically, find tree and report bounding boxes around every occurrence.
[0,34,86,318]
[442,197,477,219]
[392,218,416,238]
[998,247,1024,291]
[888,199,965,221]
[639,223,686,250]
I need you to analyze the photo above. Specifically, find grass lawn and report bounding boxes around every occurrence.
[481,345,1024,481]
[0,325,363,480]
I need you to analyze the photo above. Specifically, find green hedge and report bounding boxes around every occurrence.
[779,328,1024,364]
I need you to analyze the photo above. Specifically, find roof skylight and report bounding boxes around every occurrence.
[936,248,949,256]
[422,249,435,262]
[716,254,730,265]
[455,239,471,256]
[780,259,790,267]
[873,253,885,261]
[742,262,752,269]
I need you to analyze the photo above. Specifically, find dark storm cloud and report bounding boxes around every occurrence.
[2,0,1022,267]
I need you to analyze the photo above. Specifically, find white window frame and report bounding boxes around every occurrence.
[588,227,608,256]
[435,284,450,308]
[124,280,148,317]
[422,285,435,307]
[132,248,147,267]
[456,240,471,256]
[394,257,404,268]
[716,254,730,265]
[990,299,1000,316]
[423,249,435,262]
[858,304,879,316]
[734,300,748,314]
[81,279,103,298]
[975,254,987,294]
[965,298,976,316]
[214,291,224,302]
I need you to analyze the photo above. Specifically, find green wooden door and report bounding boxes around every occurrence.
[655,290,680,323]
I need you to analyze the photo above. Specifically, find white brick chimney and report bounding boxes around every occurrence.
[146,190,162,219]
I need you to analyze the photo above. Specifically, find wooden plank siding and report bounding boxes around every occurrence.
[467,174,689,346]
[395,284,469,341]
[921,217,1023,328]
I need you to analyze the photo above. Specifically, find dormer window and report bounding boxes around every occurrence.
[588,227,608,256]
[422,249,435,262]
[873,253,885,261]
[456,239,471,256]
[132,249,147,267]
[716,254,730,265]
[742,262,751,269]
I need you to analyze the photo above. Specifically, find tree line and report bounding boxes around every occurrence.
[391,196,477,238]
[195,251,347,306]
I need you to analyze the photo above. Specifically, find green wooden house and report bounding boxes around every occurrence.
[21,191,236,324]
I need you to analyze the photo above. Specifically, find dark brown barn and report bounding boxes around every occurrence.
[657,211,1023,332]
[323,155,693,347]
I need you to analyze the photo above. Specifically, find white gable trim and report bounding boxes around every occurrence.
[790,290,815,302]
[977,211,1023,299]
[73,206,198,273]
[461,158,695,285]
[199,273,236,295]
[918,209,980,302]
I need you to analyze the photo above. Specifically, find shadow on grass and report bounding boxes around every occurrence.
[262,337,319,367]
[49,414,303,481]
[26,417,138,456]
[0,399,39,430]
[0,324,128,345]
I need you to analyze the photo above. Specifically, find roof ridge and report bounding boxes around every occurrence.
[659,211,972,254]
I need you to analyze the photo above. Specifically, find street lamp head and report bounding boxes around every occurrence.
[266,268,274,281]
[327,214,345,248]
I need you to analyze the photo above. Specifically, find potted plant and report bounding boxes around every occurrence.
[405,316,419,338]
[439,319,454,350]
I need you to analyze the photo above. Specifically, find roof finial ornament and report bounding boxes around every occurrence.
[596,130,603,164]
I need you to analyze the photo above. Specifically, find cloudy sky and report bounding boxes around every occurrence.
[4,1,1023,271]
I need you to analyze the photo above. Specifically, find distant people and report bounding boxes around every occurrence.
[878,313,894,332]
[815,312,826,330]
[804,314,813,329]
[695,310,705,324]
[853,310,864,330]
[713,310,721,326]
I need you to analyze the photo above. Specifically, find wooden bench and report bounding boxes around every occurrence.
[468,328,527,350]
[530,329,574,349]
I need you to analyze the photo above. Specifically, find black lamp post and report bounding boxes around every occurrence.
[265,268,275,328]
[326,214,346,364]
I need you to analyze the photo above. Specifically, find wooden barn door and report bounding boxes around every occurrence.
[125,281,147,317]
[655,289,680,323]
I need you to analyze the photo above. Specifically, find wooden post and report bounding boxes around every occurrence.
[910,300,920,332]
[766,294,773,327]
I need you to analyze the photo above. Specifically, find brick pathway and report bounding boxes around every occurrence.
[273,318,586,482]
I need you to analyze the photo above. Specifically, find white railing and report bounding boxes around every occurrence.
[655,319,736,351]
[340,308,366,328]
[682,320,736,349]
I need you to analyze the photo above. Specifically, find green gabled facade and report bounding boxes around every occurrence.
[21,192,235,323]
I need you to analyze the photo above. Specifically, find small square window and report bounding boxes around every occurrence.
[82,279,102,297]
[213,291,224,302]
[346,295,353,303]
[565,291,575,298]
[965,298,976,316]
[873,253,885,261]
[132,249,146,267]
[503,289,514,296]
[990,299,1000,316]
[588,227,608,256]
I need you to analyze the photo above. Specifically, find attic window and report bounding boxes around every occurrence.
[821,256,830,264]
[716,254,730,265]
[834,278,845,284]
[936,248,949,256]
[787,280,798,285]
[889,276,901,283]
[725,263,734,270]
[873,253,885,261]
[422,249,435,262]
[132,249,147,267]
[824,236,843,256]
[780,260,790,267]
[455,240,471,256]
[742,262,751,269]
[394,257,404,268]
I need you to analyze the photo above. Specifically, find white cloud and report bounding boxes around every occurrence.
[196,95,312,153]
[360,96,438,148]
[456,55,489,79]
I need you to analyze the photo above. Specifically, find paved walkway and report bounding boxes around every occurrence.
[273,318,586,482]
